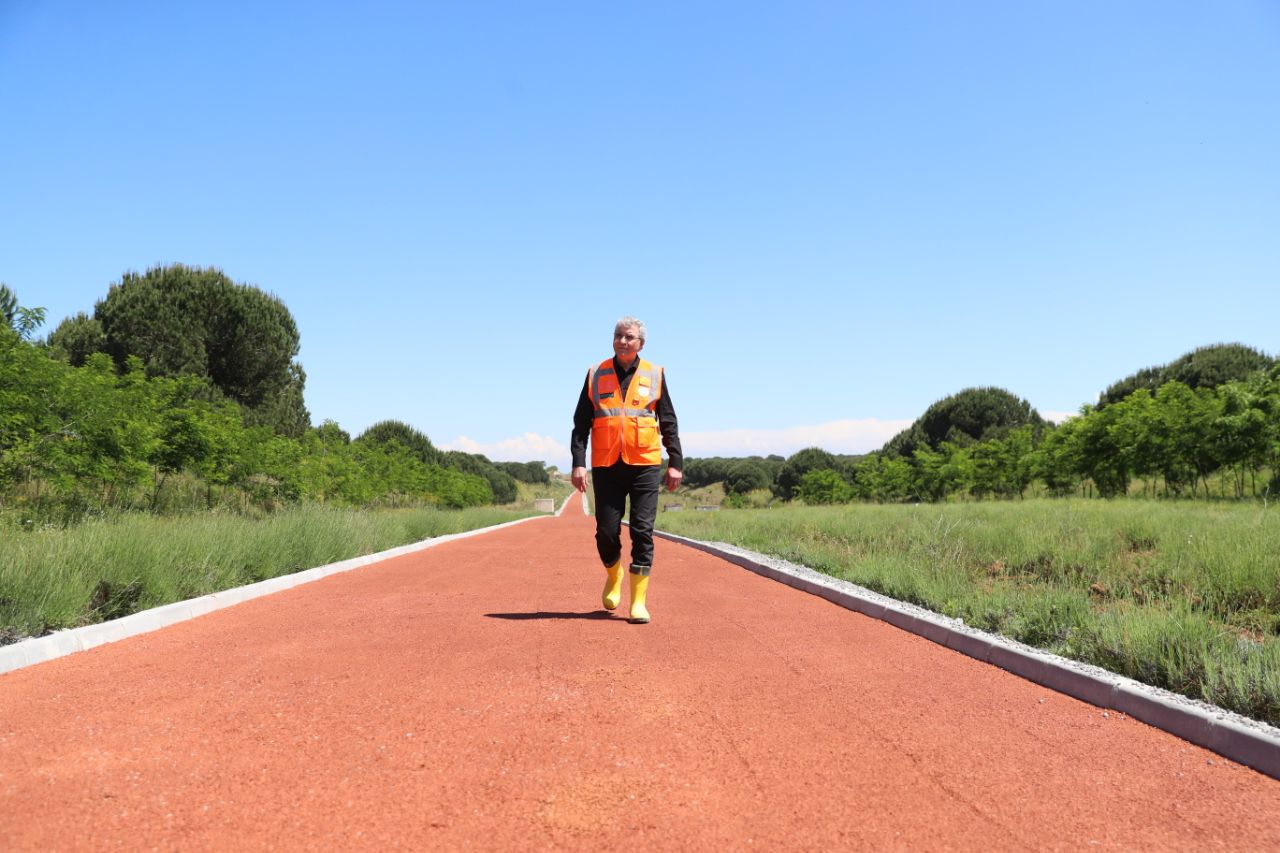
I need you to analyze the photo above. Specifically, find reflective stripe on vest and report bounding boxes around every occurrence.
[589,357,663,467]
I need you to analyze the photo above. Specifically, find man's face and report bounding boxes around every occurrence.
[613,324,644,363]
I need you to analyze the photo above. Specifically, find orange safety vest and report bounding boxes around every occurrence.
[588,357,664,467]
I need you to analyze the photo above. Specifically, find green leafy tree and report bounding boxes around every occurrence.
[682,456,783,492]
[797,468,853,504]
[148,373,244,501]
[496,460,551,484]
[1212,381,1271,497]
[349,441,492,508]
[1,284,46,341]
[1028,419,1081,496]
[881,423,930,459]
[1,329,73,492]
[94,264,309,436]
[47,312,107,366]
[356,420,443,466]
[1107,391,1162,496]
[1071,404,1130,498]
[234,428,306,506]
[36,354,158,507]
[294,422,360,503]
[774,447,838,500]
[681,457,733,489]
[852,453,915,503]
[884,387,1044,457]
[969,426,1035,499]
[441,450,518,503]
[912,441,974,501]
[1099,343,1274,407]
[725,459,771,495]
[1150,382,1219,496]
[911,445,948,502]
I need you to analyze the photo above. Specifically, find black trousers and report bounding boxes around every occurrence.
[592,463,661,575]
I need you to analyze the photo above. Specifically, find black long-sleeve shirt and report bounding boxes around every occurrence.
[571,356,683,470]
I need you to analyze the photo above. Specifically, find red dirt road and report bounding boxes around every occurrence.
[2,493,1278,851]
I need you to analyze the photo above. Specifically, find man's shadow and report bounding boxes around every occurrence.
[484,610,616,621]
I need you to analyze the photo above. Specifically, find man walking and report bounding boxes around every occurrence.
[571,317,683,624]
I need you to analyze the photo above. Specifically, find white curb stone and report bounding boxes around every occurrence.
[1,497,572,677]
[654,527,1280,781]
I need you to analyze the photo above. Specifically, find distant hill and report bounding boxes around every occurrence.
[1098,343,1275,407]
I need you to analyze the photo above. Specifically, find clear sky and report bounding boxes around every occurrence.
[3,2,1277,471]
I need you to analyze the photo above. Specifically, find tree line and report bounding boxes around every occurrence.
[1,270,550,522]
[681,345,1280,505]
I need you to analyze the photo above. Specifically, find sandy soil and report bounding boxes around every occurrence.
[1,491,1278,850]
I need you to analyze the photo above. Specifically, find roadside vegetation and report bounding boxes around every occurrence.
[1,273,569,645]
[683,344,1280,505]
[662,345,1280,724]
[0,502,548,645]
[658,500,1280,725]
[2,271,554,525]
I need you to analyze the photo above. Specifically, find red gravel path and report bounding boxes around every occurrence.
[2,492,1278,850]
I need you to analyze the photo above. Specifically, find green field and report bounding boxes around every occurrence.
[0,502,548,645]
[657,499,1280,724]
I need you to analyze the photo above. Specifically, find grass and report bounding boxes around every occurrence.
[656,499,1280,724]
[660,481,726,511]
[0,502,545,644]
[509,479,575,510]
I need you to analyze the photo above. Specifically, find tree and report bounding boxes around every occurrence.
[774,447,838,500]
[1,284,45,341]
[1213,380,1271,497]
[93,264,310,435]
[1108,391,1161,496]
[969,426,1034,499]
[725,460,771,495]
[1029,420,1081,497]
[913,442,974,501]
[1099,343,1274,407]
[884,387,1045,457]
[47,312,106,366]
[1071,404,1130,498]
[496,460,551,484]
[1164,343,1273,391]
[0,328,66,491]
[796,468,853,504]
[853,453,915,502]
[356,420,443,466]
[881,423,929,459]
[441,451,518,504]
[1151,382,1219,497]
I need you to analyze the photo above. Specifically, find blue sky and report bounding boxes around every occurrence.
[3,2,1277,471]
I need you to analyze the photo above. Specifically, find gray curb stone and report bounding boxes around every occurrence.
[0,499,571,677]
[654,528,1280,781]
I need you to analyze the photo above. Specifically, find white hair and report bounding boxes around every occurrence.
[615,316,646,341]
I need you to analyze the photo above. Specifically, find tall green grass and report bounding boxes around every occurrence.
[658,500,1280,724]
[510,479,575,509]
[0,503,537,643]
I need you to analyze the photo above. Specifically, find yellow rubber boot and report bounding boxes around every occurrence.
[602,561,624,611]
[628,571,651,624]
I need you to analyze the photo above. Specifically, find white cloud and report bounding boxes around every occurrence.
[442,433,571,468]
[681,418,913,459]
[1042,410,1079,424]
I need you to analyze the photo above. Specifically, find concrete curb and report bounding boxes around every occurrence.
[1,499,572,677]
[654,528,1280,781]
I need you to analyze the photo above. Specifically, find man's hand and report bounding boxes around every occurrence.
[665,467,683,492]
[571,466,588,493]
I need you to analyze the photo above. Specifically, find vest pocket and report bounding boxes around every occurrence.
[633,417,658,449]
[591,420,620,464]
